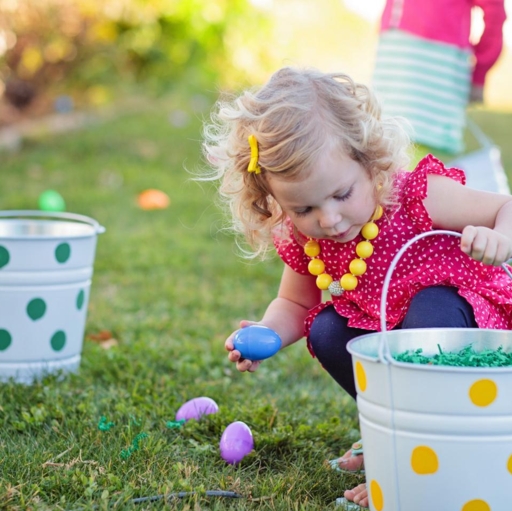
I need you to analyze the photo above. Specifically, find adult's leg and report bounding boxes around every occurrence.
[402,286,478,329]
[308,305,371,400]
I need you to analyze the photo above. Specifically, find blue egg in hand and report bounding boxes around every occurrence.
[233,325,282,361]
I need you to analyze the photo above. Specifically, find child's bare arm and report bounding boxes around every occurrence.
[226,265,321,372]
[425,174,512,266]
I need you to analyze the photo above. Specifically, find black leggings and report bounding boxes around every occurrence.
[308,286,478,400]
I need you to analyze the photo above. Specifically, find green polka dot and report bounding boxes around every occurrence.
[51,331,66,351]
[55,243,71,263]
[0,330,12,350]
[27,298,46,320]
[76,290,85,310]
[0,246,9,268]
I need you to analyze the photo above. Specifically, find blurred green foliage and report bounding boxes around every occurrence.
[0,0,271,109]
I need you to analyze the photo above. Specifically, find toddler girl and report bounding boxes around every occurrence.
[202,67,512,508]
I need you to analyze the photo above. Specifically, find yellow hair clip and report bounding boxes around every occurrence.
[247,134,261,174]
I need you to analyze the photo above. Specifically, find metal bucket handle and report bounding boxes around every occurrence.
[0,210,105,234]
[378,230,512,363]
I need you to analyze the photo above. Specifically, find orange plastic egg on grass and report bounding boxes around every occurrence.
[137,189,170,210]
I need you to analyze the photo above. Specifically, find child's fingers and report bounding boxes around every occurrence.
[482,238,499,266]
[239,319,259,328]
[461,226,497,263]
[496,241,512,266]
[461,226,512,266]
[247,361,261,372]
[228,349,242,362]
[236,358,254,372]
[225,335,235,351]
[228,349,260,373]
[460,225,478,255]
[226,321,263,372]
[226,321,256,351]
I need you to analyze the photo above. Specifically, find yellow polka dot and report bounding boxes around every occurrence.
[411,446,439,474]
[355,361,367,392]
[461,499,491,511]
[369,480,384,511]
[507,455,512,474]
[469,379,497,407]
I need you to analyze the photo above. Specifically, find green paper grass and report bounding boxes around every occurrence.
[394,344,512,367]
[166,419,186,429]
[98,416,115,431]
[120,432,148,459]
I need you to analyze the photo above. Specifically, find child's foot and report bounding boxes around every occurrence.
[344,483,369,508]
[328,440,364,472]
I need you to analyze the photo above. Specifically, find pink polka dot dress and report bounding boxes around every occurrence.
[274,155,512,349]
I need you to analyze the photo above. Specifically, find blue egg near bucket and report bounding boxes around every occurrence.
[0,210,105,384]
[347,231,512,511]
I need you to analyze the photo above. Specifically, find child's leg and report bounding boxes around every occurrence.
[309,288,476,398]
[309,305,371,400]
[402,286,478,328]
[309,306,370,473]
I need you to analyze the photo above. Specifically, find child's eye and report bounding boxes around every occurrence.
[294,207,312,217]
[334,188,353,201]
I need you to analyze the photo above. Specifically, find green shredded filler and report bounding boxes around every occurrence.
[166,419,186,429]
[98,416,115,431]
[120,432,149,459]
[394,344,512,367]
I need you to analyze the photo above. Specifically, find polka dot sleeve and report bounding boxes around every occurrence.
[272,221,310,275]
[401,154,467,232]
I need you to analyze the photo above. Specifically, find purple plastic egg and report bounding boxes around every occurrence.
[175,396,219,422]
[219,421,254,464]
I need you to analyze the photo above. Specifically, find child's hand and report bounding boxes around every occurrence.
[461,226,512,266]
[225,320,262,373]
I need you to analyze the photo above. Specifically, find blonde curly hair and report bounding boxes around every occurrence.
[202,66,410,259]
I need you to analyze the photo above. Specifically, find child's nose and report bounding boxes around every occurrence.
[319,209,341,229]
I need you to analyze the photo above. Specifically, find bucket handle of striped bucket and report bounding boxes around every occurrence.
[377,230,512,363]
[0,210,105,234]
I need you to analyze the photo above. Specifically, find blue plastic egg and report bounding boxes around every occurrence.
[232,325,282,361]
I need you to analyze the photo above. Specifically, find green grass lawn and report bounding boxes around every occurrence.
[0,94,511,510]
[0,94,361,511]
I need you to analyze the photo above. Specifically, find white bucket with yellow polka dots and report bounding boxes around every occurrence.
[347,231,512,511]
[0,210,105,384]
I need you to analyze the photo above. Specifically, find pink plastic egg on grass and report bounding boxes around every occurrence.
[175,396,219,422]
[219,421,254,464]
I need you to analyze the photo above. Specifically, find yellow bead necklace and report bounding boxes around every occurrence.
[305,205,383,296]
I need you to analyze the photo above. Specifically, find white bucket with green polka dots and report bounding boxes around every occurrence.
[0,210,105,384]
[347,231,512,511]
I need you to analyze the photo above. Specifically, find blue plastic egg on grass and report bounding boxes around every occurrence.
[175,396,219,422]
[233,325,282,361]
[219,421,254,464]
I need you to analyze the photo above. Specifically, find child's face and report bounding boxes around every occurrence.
[267,147,377,242]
